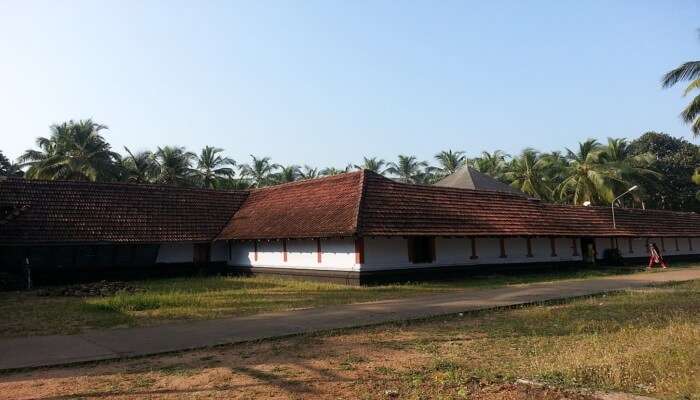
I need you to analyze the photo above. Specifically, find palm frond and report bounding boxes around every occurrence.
[662,61,700,88]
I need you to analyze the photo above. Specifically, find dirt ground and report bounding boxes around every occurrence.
[5,281,698,399]
[0,329,598,400]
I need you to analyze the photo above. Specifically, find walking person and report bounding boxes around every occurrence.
[647,242,669,269]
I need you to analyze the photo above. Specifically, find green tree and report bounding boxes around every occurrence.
[354,157,387,175]
[555,139,622,205]
[18,119,120,181]
[238,155,280,187]
[275,165,301,183]
[629,132,700,211]
[300,165,319,180]
[152,146,195,186]
[434,150,466,176]
[469,150,509,179]
[120,147,155,183]
[319,166,350,176]
[662,34,700,136]
[603,138,659,206]
[693,167,700,201]
[386,155,429,183]
[193,146,235,188]
[0,150,22,177]
[503,148,552,200]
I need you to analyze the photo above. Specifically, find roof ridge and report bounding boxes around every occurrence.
[352,170,369,236]
[1,176,248,195]
[249,170,364,192]
[545,202,699,216]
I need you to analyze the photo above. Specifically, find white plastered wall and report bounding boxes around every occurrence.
[361,236,583,271]
[595,237,700,259]
[227,238,357,271]
[156,243,194,263]
[210,241,228,262]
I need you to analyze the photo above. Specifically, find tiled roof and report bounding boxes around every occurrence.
[4,170,700,245]
[0,178,248,244]
[217,171,365,240]
[358,171,700,237]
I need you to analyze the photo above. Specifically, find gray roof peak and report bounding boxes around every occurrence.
[434,166,527,196]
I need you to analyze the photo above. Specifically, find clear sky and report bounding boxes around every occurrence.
[1,0,699,167]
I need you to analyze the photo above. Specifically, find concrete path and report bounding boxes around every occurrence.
[1,268,699,372]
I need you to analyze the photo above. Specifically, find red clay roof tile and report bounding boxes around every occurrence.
[0,178,248,244]
[357,171,700,237]
[216,171,365,240]
[4,170,700,245]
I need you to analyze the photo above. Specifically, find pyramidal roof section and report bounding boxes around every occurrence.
[434,166,527,197]
[216,170,367,240]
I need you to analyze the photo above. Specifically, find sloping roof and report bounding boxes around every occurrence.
[4,171,700,245]
[358,172,700,237]
[0,178,248,244]
[217,171,365,240]
[434,166,526,196]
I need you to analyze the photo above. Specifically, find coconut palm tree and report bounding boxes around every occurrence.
[555,139,623,205]
[193,146,235,188]
[434,150,466,176]
[120,147,155,183]
[353,157,387,175]
[0,150,22,177]
[152,146,196,186]
[503,148,552,200]
[238,155,280,187]
[602,138,659,206]
[662,40,700,136]
[275,165,301,183]
[693,167,700,201]
[386,155,429,183]
[319,166,349,176]
[299,165,319,180]
[18,119,120,181]
[469,150,509,179]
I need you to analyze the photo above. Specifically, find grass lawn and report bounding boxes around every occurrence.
[0,264,690,338]
[1,280,697,400]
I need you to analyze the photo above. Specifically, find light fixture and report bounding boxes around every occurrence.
[612,186,639,229]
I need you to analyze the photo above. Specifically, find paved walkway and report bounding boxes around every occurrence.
[1,268,699,372]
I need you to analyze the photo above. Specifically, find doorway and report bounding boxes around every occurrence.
[193,243,210,266]
[580,237,596,263]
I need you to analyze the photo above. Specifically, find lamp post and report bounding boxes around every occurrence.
[612,185,638,229]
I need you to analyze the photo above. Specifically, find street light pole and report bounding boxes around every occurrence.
[612,185,639,229]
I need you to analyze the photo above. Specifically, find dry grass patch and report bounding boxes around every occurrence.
[0,280,697,400]
[0,265,653,337]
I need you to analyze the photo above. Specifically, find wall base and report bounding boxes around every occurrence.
[228,261,613,286]
[228,266,361,285]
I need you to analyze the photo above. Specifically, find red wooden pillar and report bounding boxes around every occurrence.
[469,237,478,259]
[354,237,365,264]
[253,240,258,261]
[572,238,579,256]
[526,237,533,257]
[316,238,322,263]
[282,239,288,262]
[550,237,557,257]
[499,238,507,258]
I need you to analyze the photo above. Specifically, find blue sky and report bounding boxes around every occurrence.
[1,0,698,167]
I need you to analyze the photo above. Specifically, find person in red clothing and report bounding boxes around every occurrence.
[647,242,669,269]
